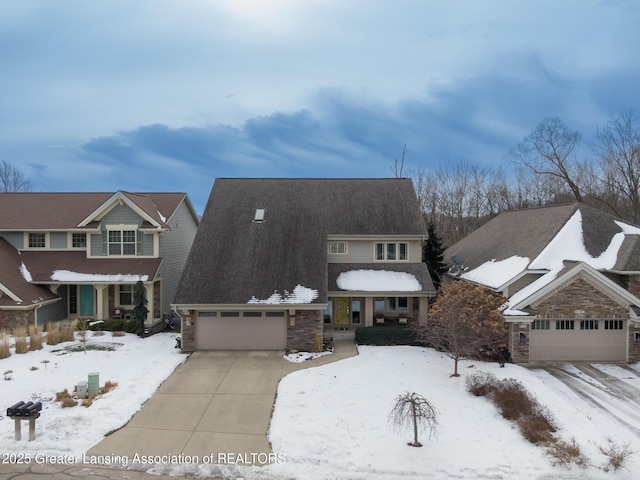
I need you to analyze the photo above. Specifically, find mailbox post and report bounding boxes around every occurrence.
[6,400,42,441]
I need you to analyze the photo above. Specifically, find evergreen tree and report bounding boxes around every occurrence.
[132,280,149,337]
[423,220,447,289]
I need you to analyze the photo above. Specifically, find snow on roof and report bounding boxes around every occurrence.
[615,220,640,235]
[530,210,622,270]
[20,262,33,282]
[248,284,319,304]
[461,256,529,289]
[50,270,149,282]
[336,269,422,292]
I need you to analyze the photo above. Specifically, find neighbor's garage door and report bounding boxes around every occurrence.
[530,320,626,362]
[195,312,287,350]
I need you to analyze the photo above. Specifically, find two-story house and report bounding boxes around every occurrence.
[0,191,199,331]
[173,178,435,351]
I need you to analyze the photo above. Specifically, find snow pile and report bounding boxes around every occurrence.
[248,284,319,304]
[462,256,529,288]
[50,270,149,282]
[0,333,186,457]
[337,269,421,291]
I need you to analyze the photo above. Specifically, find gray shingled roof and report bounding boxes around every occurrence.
[0,238,59,307]
[445,202,640,273]
[175,178,428,305]
[0,192,189,230]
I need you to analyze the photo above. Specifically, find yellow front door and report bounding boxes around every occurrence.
[334,297,350,325]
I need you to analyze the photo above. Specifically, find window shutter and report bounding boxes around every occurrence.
[101,228,107,256]
[137,230,143,256]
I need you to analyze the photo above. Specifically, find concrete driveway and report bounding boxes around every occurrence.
[539,363,640,436]
[87,335,357,464]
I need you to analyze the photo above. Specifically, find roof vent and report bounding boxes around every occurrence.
[253,208,265,223]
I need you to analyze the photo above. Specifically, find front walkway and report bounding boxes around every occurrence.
[86,333,357,464]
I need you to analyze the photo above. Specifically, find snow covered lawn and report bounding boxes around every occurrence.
[260,346,640,480]
[0,332,186,456]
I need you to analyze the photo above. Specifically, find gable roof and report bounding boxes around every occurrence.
[175,178,429,306]
[0,238,59,308]
[0,191,193,230]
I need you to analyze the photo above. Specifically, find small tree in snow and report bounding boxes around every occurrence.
[423,220,447,290]
[132,280,149,337]
[416,280,507,377]
[388,392,439,447]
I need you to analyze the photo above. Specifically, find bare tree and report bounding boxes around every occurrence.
[0,160,34,192]
[592,110,640,223]
[391,144,407,178]
[415,281,507,377]
[510,117,584,203]
[388,392,439,447]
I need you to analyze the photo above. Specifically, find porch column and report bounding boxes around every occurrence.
[145,283,154,325]
[364,297,374,327]
[418,297,429,325]
[95,284,108,320]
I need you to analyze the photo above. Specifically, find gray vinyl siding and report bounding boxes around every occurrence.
[50,232,67,249]
[328,239,423,263]
[158,199,198,315]
[90,233,102,256]
[0,232,24,249]
[102,204,143,225]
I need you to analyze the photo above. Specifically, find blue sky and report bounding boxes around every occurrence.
[2,0,640,214]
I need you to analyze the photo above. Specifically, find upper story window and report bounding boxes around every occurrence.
[28,233,46,248]
[108,229,136,255]
[328,241,348,254]
[72,233,87,248]
[375,242,408,261]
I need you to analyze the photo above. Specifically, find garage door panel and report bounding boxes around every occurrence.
[196,314,286,350]
[530,324,626,362]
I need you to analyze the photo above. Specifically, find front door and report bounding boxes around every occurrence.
[80,285,95,317]
[334,297,350,325]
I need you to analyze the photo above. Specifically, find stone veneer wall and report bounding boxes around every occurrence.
[153,280,161,319]
[0,309,35,331]
[179,309,195,351]
[509,322,530,363]
[530,275,628,319]
[287,309,324,352]
[629,322,640,363]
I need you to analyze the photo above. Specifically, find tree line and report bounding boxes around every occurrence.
[406,110,640,246]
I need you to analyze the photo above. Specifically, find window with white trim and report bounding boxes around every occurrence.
[580,320,599,330]
[28,233,46,248]
[119,284,134,306]
[604,320,623,330]
[108,229,136,255]
[375,242,408,261]
[531,320,550,330]
[374,297,409,312]
[72,233,87,248]
[328,241,348,254]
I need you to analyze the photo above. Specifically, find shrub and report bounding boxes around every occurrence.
[89,318,137,333]
[100,380,118,395]
[491,378,535,420]
[465,372,498,397]
[355,326,422,346]
[546,437,588,468]
[46,322,60,345]
[599,437,633,471]
[56,388,78,408]
[0,332,10,359]
[59,320,78,343]
[111,330,126,337]
[13,327,29,354]
[29,325,44,351]
[82,394,94,408]
[518,408,557,444]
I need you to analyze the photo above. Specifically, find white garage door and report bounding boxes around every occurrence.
[530,319,626,362]
[195,312,287,350]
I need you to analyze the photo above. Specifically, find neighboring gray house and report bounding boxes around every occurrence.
[444,202,640,363]
[173,178,436,351]
[0,191,199,330]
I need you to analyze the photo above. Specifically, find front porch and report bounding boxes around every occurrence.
[324,295,429,329]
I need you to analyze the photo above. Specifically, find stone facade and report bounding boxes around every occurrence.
[287,309,324,352]
[530,274,628,319]
[509,322,530,363]
[0,309,36,331]
[629,322,640,363]
[179,309,196,351]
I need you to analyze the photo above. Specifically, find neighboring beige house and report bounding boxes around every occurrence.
[445,202,640,364]
[173,178,436,351]
[0,191,199,331]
